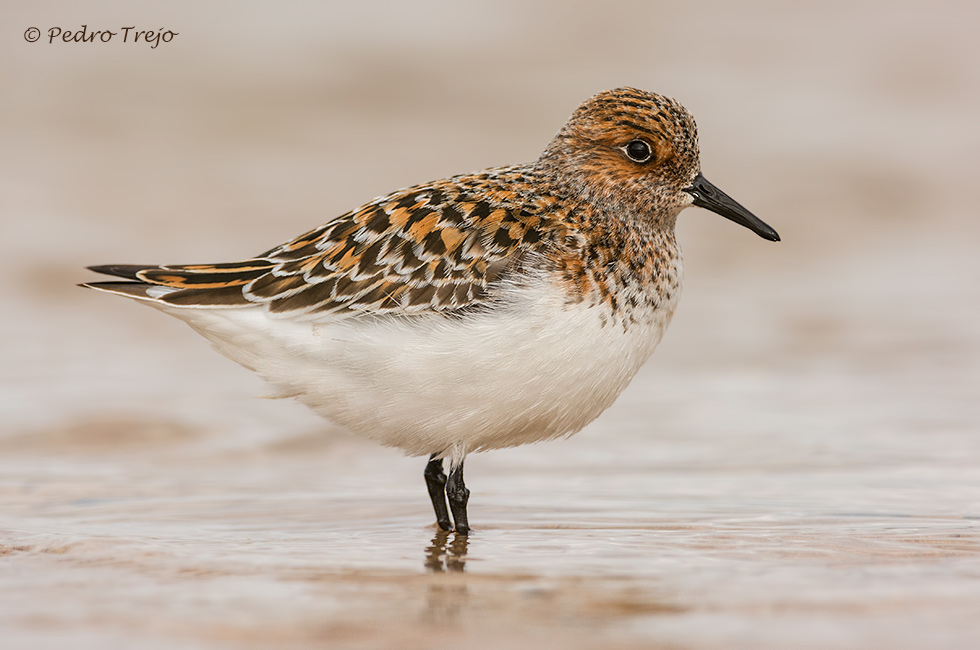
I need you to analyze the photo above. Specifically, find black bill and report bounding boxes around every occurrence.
[684,173,780,242]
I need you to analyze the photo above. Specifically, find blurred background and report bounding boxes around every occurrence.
[2,1,979,649]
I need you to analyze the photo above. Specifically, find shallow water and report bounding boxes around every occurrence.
[4,1,980,648]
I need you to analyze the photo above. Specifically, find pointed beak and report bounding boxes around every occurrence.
[684,173,780,242]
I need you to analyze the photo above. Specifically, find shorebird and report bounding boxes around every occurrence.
[84,87,779,535]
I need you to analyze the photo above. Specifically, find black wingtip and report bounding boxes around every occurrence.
[86,264,155,280]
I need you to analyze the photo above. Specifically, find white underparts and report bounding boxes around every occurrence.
[149,273,681,458]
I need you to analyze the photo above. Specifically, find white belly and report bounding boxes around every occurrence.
[163,275,680,457]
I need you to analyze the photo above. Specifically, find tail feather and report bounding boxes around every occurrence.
[79,281,161,301]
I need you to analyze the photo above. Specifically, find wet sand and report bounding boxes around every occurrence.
[3,1,980,648]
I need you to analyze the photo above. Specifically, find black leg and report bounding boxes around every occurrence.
[424,454,452,531]
[446,459,471,535]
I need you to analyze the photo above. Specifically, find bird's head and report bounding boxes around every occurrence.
[538,87,779,242]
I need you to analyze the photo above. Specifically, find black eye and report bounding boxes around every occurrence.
[624,139,653,163]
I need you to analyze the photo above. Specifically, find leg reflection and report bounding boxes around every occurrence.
[424,529,469,573]
[422,529,470,624]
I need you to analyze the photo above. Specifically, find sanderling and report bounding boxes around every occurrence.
[83,87,779,534]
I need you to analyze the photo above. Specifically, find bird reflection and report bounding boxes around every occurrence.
[424,529,468,573]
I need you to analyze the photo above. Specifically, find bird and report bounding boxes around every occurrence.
[83,87,779,535]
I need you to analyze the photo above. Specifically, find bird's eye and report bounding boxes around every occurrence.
[624,139,653,163]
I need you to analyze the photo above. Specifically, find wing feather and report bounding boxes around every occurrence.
[85,165,566,316]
